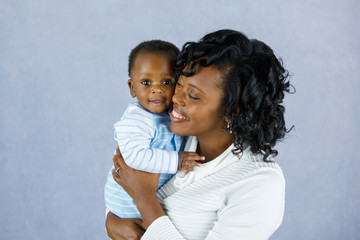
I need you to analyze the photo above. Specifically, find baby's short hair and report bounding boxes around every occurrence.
[128,40,180,77]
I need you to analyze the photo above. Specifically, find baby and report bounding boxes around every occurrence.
[104,40,204,219]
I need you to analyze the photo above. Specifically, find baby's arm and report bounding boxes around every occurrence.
[178,152,205,171]
[114,106,179,174]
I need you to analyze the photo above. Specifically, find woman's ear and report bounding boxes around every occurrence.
[128,79,136,98]
[224,116,231,124]
[224,116,233,134]
[224,107,240,123]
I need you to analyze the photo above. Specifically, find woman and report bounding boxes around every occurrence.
[107,29,292,240]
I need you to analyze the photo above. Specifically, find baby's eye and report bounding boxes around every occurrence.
[141,80,151,85]
[162,79,172,85]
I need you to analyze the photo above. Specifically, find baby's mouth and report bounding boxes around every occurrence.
[149,99,165,105]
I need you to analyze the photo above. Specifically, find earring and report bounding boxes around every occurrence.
[227,121,233,133]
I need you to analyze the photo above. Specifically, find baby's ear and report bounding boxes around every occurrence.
[128,79,136,98]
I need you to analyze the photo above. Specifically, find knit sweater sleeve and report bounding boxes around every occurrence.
[142,168,285,240]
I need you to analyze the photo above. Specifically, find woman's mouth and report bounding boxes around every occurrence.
[171,109,190,120]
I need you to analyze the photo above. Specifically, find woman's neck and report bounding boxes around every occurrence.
[196,132,233,163]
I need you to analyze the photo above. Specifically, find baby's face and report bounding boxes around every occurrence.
[128,52,175,113]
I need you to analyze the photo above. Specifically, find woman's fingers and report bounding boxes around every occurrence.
[113,145,130,179]
[112,155,120,171]
[116,144,121,157]
[115,145,128,168]
[112,155,122,179]
[112,169,121,184]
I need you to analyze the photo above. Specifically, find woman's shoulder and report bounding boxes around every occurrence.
[235,147,283,177]
[245,152,283,177]
[214,150,285,191]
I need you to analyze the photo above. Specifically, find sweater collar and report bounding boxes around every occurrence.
[174,136,244,189]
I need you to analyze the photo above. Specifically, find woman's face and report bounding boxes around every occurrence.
[170,65,226,139]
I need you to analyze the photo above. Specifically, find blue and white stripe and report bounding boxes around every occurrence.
[105,102,184,218]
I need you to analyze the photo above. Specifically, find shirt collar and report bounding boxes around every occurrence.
[174,136,243,189]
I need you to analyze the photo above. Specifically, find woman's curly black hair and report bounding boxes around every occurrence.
[176,29,293,161]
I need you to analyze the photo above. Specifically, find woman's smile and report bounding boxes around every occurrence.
[170,108,190,121]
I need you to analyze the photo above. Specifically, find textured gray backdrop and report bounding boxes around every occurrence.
[1,0,359,239]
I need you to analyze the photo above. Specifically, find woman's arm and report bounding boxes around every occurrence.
[111,145,166,229]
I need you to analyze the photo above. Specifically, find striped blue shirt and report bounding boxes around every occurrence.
[104,102,184,218]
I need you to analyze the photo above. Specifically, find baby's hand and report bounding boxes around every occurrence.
[178,152,205,171]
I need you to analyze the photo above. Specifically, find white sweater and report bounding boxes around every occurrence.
[142,137,285,240]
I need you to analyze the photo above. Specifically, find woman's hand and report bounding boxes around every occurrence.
[112,145,160,203]
[112,145,166,228]
[106,211,144,240]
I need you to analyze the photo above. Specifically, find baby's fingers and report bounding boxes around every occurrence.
[187,160,202,168]
[183,153,205,162]
[179,160,201,171]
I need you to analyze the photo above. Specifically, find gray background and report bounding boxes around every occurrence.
[1,0,359,239]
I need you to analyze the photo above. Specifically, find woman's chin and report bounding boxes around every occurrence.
[170,123,188,136]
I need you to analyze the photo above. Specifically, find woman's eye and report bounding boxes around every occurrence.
[141,80,151,85]
[162,80,172,85]
[188,93,200,100]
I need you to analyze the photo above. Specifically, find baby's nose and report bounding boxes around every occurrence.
[151,85,163,93]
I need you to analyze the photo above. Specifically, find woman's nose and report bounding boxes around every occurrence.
[172,86,185,106]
